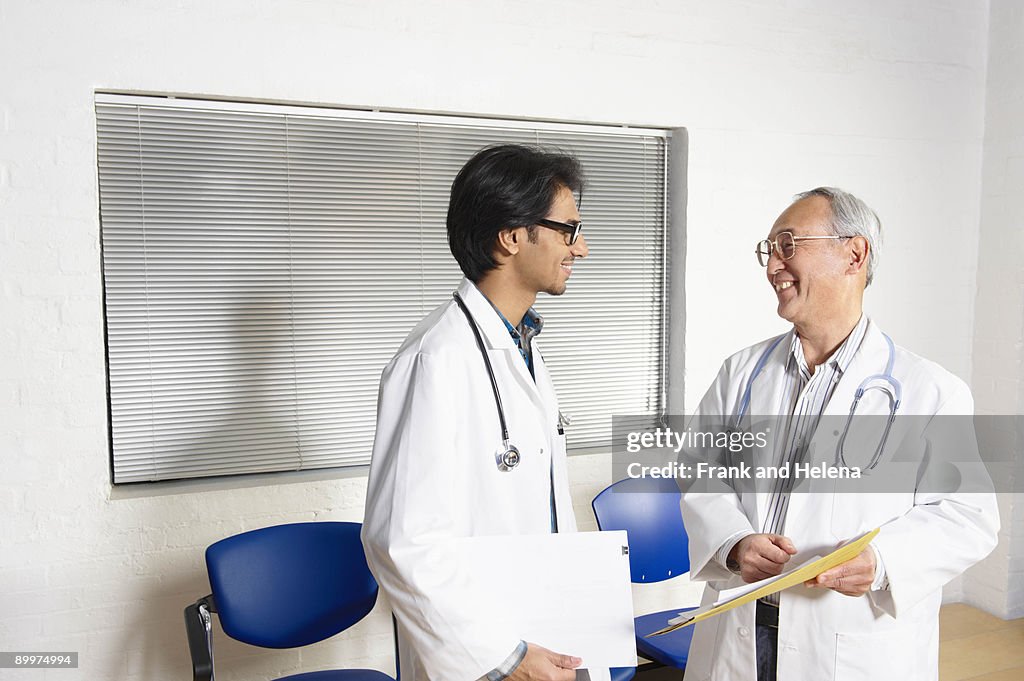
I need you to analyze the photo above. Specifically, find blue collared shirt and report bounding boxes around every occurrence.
[488,302,544,379]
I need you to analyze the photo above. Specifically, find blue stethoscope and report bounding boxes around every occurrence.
[735,331,902,471]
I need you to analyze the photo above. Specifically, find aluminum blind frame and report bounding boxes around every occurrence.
[96,95,668,484]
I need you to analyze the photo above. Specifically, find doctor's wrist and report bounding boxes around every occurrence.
[869,544,889,591]
[716,531,753,574]
[486,640,528,681]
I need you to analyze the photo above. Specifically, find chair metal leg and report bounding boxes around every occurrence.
[184,596,216,681]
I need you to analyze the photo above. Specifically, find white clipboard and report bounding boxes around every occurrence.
[452,530,637,672]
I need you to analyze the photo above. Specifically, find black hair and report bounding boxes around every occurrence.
[446,144,584,282]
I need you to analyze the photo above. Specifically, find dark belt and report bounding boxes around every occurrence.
[756,600,779,629]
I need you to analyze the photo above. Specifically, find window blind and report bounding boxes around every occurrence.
[96,95,668,483]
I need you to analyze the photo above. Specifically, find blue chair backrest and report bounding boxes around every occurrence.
[206,521,378,648]
[592,477,690,583]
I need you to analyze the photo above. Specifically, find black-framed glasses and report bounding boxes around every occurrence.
[537,218,583,245]
[755,231,850,266]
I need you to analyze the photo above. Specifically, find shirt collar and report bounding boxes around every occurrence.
[790,314,868,379]
[481,296,544,342]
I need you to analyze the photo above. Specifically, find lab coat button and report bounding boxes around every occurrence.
[539,448,544,454]
[738,627,749,637]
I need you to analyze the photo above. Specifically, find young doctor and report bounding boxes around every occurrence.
[362,145,591,681]
[680,188,999,681]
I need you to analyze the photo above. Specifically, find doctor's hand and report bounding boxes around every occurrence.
[805,546,876,597]
[508,643,582,681]
[729,533,798,583]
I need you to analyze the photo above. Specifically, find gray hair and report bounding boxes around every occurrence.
[794,187,882,286]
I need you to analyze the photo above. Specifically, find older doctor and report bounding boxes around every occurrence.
[362,145,590,681]
[680,188,999,681]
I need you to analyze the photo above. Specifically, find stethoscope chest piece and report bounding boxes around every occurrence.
[496,442,521,472]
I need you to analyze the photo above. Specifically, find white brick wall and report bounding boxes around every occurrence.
[965,0,1024,620]
[0,1,1015,679]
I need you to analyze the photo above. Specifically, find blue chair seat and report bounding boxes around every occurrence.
[280,670,395,681]
[633,607,698,668]
[610,666,636,681]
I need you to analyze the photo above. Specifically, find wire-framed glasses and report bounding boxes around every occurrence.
[755,231,850,266]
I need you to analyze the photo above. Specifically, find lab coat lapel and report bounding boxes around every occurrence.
[455,279,546,413]
[744,333,793,416]
[743,331,794,531]
[533,346,574,530]
[531,344,558,430]
[819,319,888,422]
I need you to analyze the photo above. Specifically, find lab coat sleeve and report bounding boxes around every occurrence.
[362,351,519,680]
[680,360,758,583]
[867,381,1000,617]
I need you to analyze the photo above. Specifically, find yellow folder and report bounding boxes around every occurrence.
[649,527,880,636]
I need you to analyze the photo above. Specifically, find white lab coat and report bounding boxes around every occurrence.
[361,278,578,681]
[681,319,999,681]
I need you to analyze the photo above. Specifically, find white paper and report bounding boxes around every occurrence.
[453,530,637,671]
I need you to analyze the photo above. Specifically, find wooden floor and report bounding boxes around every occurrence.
[633,604,1024,680]
[940,604,1024,681]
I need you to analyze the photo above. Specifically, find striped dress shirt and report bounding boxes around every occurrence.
[716,315,871,605]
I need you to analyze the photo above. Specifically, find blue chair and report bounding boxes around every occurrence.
[610,666,637,680]
[593,477,697,674]
[184,521,394,681]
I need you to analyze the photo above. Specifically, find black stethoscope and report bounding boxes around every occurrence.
[453,292,522,472]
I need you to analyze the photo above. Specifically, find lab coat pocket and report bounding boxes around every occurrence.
[833,625,916,681]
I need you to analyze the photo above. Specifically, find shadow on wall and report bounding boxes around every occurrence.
[175,298,299,481]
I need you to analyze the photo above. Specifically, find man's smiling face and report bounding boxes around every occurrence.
[517,184,588,297]
[765,195,850,330]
